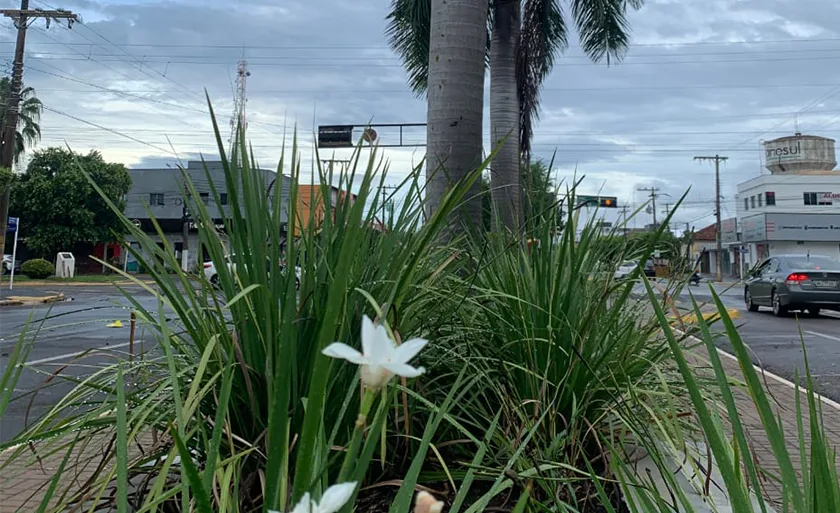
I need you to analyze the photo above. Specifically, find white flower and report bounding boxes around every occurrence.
[414,491,445,513]
[269,482,357,513]
[322,315,428,390]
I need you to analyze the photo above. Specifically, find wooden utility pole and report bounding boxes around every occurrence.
[0,1,77,253]
[694,154,728,283]
[637,187,660,228]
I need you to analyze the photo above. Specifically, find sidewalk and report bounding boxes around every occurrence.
[687,345,840,506]
[0,432,160,512]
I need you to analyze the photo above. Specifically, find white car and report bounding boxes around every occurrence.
[202,255,301,289]
[613,261,639,280]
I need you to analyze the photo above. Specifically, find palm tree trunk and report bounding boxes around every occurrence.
[490,0,522,232]
[426,0,489,236]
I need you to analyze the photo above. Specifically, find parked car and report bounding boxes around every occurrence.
[2,254,21,275]
[744,254,840,317]
[643,259,656,278]
[202,255,301,290]
[614,261,640,280]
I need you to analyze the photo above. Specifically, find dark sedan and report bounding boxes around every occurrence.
[745,254,840,317]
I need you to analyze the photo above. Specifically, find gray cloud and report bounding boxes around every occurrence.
[5,0,840,229]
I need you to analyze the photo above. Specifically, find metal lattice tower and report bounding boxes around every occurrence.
[229,59,250,150]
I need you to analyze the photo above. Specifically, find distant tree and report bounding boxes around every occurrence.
[0,77,43,165]
[9,148,131,257]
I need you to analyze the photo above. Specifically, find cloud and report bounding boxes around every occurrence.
[6,0,840,230]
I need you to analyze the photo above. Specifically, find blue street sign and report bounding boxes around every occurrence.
[6,217,18,233]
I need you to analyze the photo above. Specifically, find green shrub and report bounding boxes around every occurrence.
[20,258,53,279]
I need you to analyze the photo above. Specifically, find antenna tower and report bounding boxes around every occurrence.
[229,59,250,150]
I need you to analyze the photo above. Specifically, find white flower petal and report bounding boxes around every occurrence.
[322,343,367,365]
[393,338,428,364]
[290,493,312,513]
[383,362,425,378]
[315,482,357,513]
[361,315,377,357]
[369,324,396,364]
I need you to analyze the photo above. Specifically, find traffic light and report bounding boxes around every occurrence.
[577,195,618,208]
[599,196,617,208]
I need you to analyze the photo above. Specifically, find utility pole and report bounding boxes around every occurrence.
[694,154,728,283]
[662,203,673,233]
[617,205,630,235]
[181,182,190,271]
[379,184,398,226]
[0,2,76,254]
[637,187,660,229]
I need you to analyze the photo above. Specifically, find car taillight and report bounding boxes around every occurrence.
[203,263,212,268]
[786,273,809,284]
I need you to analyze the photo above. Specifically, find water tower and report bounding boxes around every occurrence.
[762,133,836,174]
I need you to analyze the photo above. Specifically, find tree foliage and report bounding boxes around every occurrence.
[385,0,642,158]
[9,147,132,257]
[0,76,43,165]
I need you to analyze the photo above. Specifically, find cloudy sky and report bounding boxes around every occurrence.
[3,0,840,230]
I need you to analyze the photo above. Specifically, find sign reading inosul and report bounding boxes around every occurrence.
[765,140,801,161]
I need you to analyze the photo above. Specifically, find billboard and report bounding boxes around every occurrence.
[742,213,840,242]
[742,215,767,242]
[721,217,738,244]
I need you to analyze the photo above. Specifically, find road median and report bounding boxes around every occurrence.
[0,292,65,307]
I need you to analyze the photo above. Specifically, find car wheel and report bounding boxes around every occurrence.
[807,308,821,318]
[210,274,219,285]
[745,288,759,312]
[772,290,787,317]
[295,277,300,291]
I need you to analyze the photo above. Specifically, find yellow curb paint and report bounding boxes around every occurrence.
[669,308,741,325]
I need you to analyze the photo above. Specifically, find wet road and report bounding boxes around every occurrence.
[0,286,164,443]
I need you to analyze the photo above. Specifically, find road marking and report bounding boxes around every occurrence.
[805,330,840,343]
[748,334,814,339]
[27,342,133,365]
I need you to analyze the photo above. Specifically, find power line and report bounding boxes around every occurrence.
[17,53,840,68]
[20,82,840,94]
[42,104,177,154]
[7,35,840,50]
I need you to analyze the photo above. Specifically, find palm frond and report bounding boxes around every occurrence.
[386,0,493,96]
[385,0,432,96]
[518,0,567,159]
[570,0,643,65]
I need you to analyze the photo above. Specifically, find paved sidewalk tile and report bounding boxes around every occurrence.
[689,347,840,507]
[0,432,159,513]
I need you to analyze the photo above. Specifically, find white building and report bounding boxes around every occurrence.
[735,133,840,274]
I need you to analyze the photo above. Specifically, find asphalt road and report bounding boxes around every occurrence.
[0,286,164,444]
[675,282,840,402]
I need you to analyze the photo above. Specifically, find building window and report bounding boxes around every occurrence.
[744,198,749,211]
[750,196,756,208]
[803,192,832,206]
[765,191,776,206]
[757,194,763,207]
[199,192,210,205]
[220,193,228,205]
[149,193,165,206]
